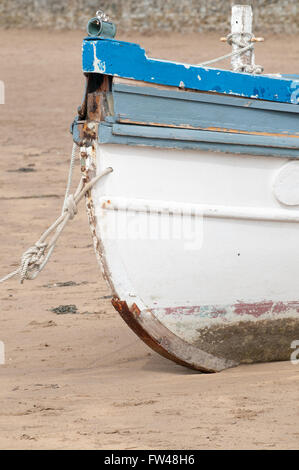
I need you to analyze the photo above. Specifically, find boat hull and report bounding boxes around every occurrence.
[76,34,299,372]
[81,138,299,371]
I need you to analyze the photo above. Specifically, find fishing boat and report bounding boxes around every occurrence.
[72,6,299,372]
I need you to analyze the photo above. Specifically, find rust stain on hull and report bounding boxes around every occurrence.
[112,299,237,373]
[112,298,199,371]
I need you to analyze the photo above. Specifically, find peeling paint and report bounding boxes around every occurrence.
[92,41,106,74]
[83,38,299,104]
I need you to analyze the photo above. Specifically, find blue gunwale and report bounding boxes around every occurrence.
[111,81,299,137]
[98,122,299,158]
[82,37,299,105]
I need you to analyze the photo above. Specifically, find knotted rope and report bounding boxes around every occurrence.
[0,143,113,284]
[198,33,264,74]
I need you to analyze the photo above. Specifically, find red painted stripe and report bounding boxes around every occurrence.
[159,301,299,319]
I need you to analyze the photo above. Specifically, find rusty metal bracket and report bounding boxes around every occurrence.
[71,73,112,146]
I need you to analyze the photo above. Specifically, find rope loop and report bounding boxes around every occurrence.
[20,242,47,283]
[0,142,113,285]
[64,194,78,220]
[226,32,254,48]
[198,33,263,74]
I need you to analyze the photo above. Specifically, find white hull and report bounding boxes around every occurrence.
[81,139,299,371]
[75,14,299,372]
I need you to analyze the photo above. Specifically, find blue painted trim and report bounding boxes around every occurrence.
[98,123,299,158]
[112,83,299,136]
[83,37,299,104]
[283,74,299,80]
[113,82,299,113]
[112,124,299,149]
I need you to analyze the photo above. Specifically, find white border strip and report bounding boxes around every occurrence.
[98,196,299,223]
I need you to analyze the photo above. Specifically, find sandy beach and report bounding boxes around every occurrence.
[0,30,298,450]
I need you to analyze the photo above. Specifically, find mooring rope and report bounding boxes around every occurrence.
[198,33,263,74]
[198,43,253,67]
[0,144,113,284]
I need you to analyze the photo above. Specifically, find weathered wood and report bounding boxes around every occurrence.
[82,38,299,104]
[110,124,299,149]
[111,79,299,137]
[87,75,111,122]
[99,123,299,158]
[231,4,253,72]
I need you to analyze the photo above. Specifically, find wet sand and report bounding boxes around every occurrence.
[0,30,298,450]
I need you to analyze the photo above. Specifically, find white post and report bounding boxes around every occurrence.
[231,4,254,72]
